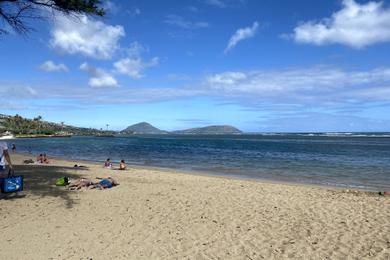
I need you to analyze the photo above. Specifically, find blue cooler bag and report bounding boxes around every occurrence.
[0,170,23,193]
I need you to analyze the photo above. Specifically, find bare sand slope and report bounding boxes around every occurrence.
[0,154,389,259]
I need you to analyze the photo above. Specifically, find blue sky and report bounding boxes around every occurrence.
[1,0,390,132]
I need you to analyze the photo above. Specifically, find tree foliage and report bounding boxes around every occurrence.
[0,0,105,35]
[0,114,112,136]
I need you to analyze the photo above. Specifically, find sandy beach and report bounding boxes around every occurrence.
[0,153,389,259]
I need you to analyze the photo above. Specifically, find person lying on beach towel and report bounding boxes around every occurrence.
[68,177,119,190]
[92,177,119,189]
[68,178,95,190]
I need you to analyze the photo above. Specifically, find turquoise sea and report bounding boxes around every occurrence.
[11,133,390,191]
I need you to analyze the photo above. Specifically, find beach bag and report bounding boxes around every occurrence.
[55,176,69,186]
[0,170,24,193]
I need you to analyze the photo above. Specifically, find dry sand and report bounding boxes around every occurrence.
[0,153,389,259]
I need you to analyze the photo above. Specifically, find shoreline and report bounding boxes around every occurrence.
[12,151,384,193]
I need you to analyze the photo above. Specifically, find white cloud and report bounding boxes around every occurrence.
[39,60,68,72]
[203,67,390,104]
[103,1,120,14]
[164,15,209,29]
[225,22,259,53]
[114,42,159,79]
[79,63,118,88]
[5,65,390,117]
[291,0,390,48]
[114,57,158,79]
[126,41,148,57]
[206,72,246,85]
[50,15,125,59]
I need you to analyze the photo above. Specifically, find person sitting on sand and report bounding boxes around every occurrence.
[36,154,44,163]
[43,153,49,164]
[119,159,126,170]
[104,158,112,169]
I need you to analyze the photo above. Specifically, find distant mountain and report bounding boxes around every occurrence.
[173,125,242,135]
[121,122,167,134]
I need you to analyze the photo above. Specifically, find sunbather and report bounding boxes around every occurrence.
[93,177,119,189]
[104,158,112,169]
[68,178,95,190]
[68,177,119,190]
[119,159,126,170]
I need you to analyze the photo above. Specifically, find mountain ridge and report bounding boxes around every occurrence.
[120,122,168,134]
[172,125,242,135]
[121,122,243,135]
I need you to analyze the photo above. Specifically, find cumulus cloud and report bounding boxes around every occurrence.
[126,41,148,57]
[79,63,118,88]
[50,15,125,59]
[114,42,159,79]
[39,60,68,72]
[164,15,209,29]
[225,22,259,53]
[114,57,158,79]
[291,0,390,48]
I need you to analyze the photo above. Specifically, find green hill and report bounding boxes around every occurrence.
[0,114,111,137]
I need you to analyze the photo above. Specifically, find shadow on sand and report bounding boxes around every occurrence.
[0,164,88,208]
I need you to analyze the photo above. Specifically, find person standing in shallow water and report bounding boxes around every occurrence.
[0,141,13,173]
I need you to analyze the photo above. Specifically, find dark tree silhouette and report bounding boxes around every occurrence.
[0,0,105,35]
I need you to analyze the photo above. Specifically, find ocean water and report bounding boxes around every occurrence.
[10,134,390,191]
